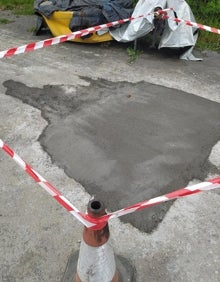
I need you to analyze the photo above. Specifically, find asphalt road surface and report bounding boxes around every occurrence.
[0,11,220,282]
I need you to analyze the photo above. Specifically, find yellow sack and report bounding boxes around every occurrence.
[41,11,113,43]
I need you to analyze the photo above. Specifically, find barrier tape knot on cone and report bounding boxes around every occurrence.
[75,199,119,282]
[1,138,220,230]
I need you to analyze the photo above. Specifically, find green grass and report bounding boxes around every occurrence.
[178,0,220,52]
[0,17,12,24]
[0,0,34,15]
[192,17,220,52]
[197,30,220,52]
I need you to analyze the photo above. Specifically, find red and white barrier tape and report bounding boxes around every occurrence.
[98,177,220,223]
[0,138,95,228]
[0,9,171,60]
[1,8,219,60]
[1,138,220,228]
[158,10,220,34]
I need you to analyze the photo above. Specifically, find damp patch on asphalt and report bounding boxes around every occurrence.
[3,78,220,233]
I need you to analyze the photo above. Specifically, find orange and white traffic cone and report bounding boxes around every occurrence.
[75,199,118,282]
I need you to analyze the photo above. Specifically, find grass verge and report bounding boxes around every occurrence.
[0,0,33,15]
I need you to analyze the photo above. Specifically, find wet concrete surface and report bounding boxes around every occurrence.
[3,78,220,233]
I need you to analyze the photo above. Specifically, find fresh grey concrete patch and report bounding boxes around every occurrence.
[3,78,220,233]
[209,141,220,169]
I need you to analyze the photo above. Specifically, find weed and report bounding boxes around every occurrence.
[0,17,12,24]
[127,46,142,64]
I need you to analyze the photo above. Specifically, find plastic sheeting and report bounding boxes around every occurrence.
[110,0,166,42]
[110,0,202,60]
